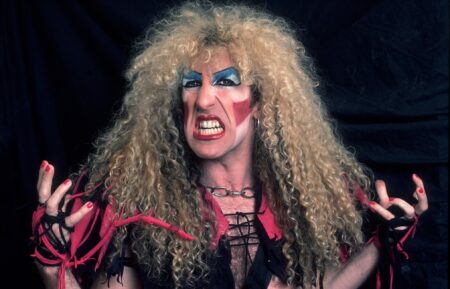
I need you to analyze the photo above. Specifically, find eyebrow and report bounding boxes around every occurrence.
[183,70,202,79]
[212,67,241,85]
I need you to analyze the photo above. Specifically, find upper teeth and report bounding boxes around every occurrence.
[200,120,222,129]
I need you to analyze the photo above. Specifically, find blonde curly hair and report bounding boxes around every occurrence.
[83,1,372,287]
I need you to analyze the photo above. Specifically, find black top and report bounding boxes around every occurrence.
[136,211,287,289]
[107,189,290,289]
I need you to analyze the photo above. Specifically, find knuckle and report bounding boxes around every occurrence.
[65,218,73,227]
[46,199,60,210]
[46,202,56,210]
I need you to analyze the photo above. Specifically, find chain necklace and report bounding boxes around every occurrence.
[200,183,256,198]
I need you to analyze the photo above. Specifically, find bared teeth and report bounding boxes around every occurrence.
[199,120,222,129]
[198,127,224,135]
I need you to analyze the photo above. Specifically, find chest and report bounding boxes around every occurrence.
[214,197,290,289]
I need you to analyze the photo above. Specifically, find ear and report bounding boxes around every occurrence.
[251,105,259,120]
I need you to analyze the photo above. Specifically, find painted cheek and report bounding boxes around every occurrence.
[232,98,252,126]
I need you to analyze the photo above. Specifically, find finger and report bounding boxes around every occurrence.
[375,180,390,207]
[369,201,395,221]
[388,198,415,219]
[412,173,425,188]
[412,174,429,215]
[36,160,48,192]
[61,179,73,212]
[38,163,54,205]
[65,202,94,227]
[46,178,72,215]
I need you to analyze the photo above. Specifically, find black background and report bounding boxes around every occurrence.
[1,0,447,288]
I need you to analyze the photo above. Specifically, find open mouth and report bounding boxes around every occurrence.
[194,116,225,140]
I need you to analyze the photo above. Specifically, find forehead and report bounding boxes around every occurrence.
[190,47,235,73]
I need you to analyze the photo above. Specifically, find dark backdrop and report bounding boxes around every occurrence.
[1,0,447,288]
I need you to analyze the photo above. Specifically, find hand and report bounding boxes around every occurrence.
[369,174,428,230]
[37,160,93,253]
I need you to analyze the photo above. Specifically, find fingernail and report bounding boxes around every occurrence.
[86,202,93,208]
[418,187,424,194]
[40,160,47,169]
[389,197,396,201]
[63,179,71,186]
[45,165,51,172]
[369,202,377,213]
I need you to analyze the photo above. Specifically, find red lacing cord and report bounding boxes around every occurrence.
[366,214,419,289]
[31,196,194,289]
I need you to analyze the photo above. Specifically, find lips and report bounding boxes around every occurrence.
[194,115,225,140]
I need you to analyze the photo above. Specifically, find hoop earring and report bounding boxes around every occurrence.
[254,118,260,129]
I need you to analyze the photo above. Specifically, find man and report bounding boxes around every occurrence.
[33,2,428,289]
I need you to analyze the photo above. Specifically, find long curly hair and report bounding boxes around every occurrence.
[83,1,372,287]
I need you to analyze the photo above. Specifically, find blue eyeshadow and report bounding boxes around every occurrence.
[182,70,202,86]
[212,67,241,86]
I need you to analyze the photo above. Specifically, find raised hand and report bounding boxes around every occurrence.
[36,160,93,254]
[369,174,428,229]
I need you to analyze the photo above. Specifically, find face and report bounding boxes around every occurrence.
[182,47,257,161]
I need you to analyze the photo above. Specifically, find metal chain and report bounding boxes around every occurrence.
[202,185,256,198]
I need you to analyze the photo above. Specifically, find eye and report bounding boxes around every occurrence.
[212,68,241,86]
[215,78,238,86]
[182,71,202,88]
[183,80,202,88]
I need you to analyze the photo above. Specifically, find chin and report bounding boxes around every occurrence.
[193,149,224,160]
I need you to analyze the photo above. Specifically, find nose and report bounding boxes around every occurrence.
[195,82,216,111]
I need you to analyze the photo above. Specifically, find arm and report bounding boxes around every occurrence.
[35,262,81,289]
[34,161,142,289]
[322,242,379,289]
[322,174,428,289]
[36,262,142,289]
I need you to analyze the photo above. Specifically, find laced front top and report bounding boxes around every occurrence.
[223,209,264,287]
[226,211,260,247]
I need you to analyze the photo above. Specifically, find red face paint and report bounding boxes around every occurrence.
[232,98,252,126]
[181,47,255,160]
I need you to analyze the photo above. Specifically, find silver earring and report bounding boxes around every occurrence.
[254,118,260,129]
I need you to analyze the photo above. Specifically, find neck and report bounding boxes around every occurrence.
[198,151,254,191]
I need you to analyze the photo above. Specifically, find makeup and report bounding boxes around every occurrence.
[211,67,241,86]
[181,47,255,160]
[182,70,202,87]
[232,98,252,126]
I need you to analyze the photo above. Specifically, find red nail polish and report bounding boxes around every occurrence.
[40,161,47,169]
[87,202,93,208]
[389,197,396,201]
[418,187,424,194]
[63,179,71,186]
[45,165,51,172]
[370,201,377,206]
